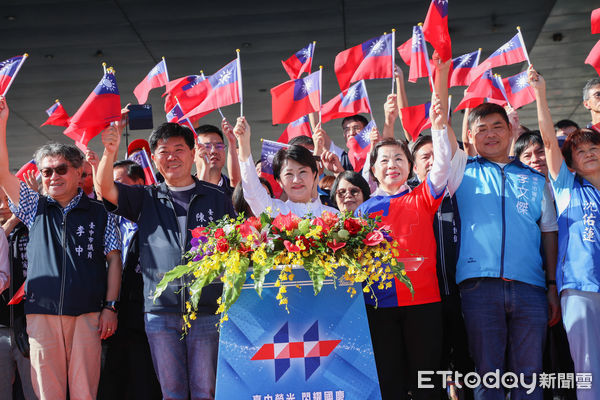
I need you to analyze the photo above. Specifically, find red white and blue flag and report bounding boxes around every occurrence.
[470,33,528,80]
[397,37,412,66]
[454,70,505,111]
[347,119,376,172]
[166,102,197,137]
[15,159,40,182]
[261,139,288,198]
[277,115,312,144]
[585,40,600,77]
[128,149,157,186]
[423,0,452,62]
[271,70,321,125]
[502,71,536,109]
[164,74,211,124]
[133,58,169,104]
[592,8,600,34]
[182,59,242,120]
[321,80,371,124]
[282,42,315,79]
[334,33,393,90]
[41,100,70,127]
[400,101,432,141]
[0,55,27,96]
[408,25,431,83]
[449,49,481,87]
[64,70,121,146]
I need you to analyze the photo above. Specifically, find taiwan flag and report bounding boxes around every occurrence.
[449,49,481,87]
[133,59,169,104]
[261,139,288,198]
[347,120,376,172]
[503,71,536,109]
[166,103,197,137]
[454,70,500,111]
[334,33,393,90]
[408,25,431,83]
[422,0,452,62]
[397,37,412,66]
[0,55,27,96]
[41,100,70,127]
[182,59,241,120]
[400,102,431,141]
[592,8,600,34]
[64,71,121,146]
[271,70,321,125]
[585,40,600,76]
[321,80,371,123]
[163,75,210,121]
[282,42,315,79]
[470,33,528,80]
[277,115,312,144]
[128,149,157,185]
[15,159,40,182]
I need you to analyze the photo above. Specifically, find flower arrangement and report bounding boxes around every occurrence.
[154,210,413,328]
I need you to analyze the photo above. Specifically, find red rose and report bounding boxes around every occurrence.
[272,212,301,232]
[216,238,229,252]
[343,218,363,235]
[215,228,226,238]
[191,227,207,238]
[363,231,384,246]
[283,240,301,253]
[327,239,346,252]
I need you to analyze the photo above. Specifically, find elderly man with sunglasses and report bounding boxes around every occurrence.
[0,98,122,400]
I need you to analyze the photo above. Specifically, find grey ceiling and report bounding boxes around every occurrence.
[1,0,598,170]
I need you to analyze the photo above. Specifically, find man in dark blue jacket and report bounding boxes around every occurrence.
[97,121,235,400]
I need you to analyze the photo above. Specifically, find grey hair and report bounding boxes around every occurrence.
[583,78,600,101]
[34,143,84,169]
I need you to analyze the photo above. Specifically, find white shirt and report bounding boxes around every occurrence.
[240,156,339,218]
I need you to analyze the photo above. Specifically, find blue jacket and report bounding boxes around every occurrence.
[105,178,236,314]
[455,156,547,287]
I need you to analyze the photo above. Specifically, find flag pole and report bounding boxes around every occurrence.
[447,95,452,119]
[391,29,396,94]
[2,53,28,97]
[418,24,435,95]
[516,26,532,66]
[102,62,107,75]
[495,74,512,108]
[318,66,323,126]
[162,56,170,82]
[236,49,243,117]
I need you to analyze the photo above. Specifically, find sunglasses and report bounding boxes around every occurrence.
[40,164,70,178]
[335,188,361,198]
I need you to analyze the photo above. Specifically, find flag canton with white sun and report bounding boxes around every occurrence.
[363,34,391,57]
[95,73,119,95]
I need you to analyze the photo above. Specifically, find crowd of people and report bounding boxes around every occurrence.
[0,54,598,400]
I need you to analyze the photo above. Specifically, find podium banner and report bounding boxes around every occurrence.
[215,268,382,400]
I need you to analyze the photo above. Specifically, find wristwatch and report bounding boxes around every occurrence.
[103,300,119,313]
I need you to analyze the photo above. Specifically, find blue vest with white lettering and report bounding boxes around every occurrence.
[556,175,600,293]
[455,157,547,287]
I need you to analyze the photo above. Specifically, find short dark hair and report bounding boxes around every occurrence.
[369,138,414,183]
[468,103,509,130]
[514,130,543,160]
[288,136,314,147]
[196,124,224,142]
[554,119,579,132]
[34,143,84,169]
[330,171,371,208]
[562,128,600,167]
[231,178,274,217]
[583,78,600,101]
[149,122,195,152]
[341,115,368,128]
[113,159,146,183]
[272,145,318,181]
[410,135,433,159]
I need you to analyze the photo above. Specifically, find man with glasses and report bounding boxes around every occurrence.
[194,122,240,197]
[0,97,122,399]
[583,78,600,129]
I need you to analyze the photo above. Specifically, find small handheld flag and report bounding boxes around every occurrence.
[321,80,372,124]
[271,69,321,125]
[282,42,315,79]
[261,139,288,198]
[133,58,169,104]
[277,115,312,144]
[15,159,40,182]
[470,31,528,81]
[347,120,377,172]
[503,71,536,109]
[400,102,432,141]
[41,100,70,127]
[422,0,452,61]
[0,54,28,96]
[128,149,157,185]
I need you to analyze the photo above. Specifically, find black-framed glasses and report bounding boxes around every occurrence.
[200,142,227,151]
[335,188,361,198]
[40,164,69,178]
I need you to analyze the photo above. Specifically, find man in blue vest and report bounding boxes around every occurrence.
[97,121,235,400]
[0,97,122,399]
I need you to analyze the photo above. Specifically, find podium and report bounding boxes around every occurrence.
[215,267,382,400]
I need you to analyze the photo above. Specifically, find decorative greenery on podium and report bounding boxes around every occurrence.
[154,210,413,328]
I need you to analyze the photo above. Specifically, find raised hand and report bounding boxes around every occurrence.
[527,65,546,92]
[221,118,236,145]
[23,170,38,192]
[0,97,9,123]
[86,149,99,168]
[430,93,447,131]
[321,151,344,175]
[312,123,327,156]
[233,117,252,162]
[384,94,399,125]
[369,125,382,145]
[101,125,121,155]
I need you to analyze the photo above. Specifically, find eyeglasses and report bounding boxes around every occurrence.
[200,142,227,151]
[40,164,70,178]
[335,188,361,198]
[343,125,363,134]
